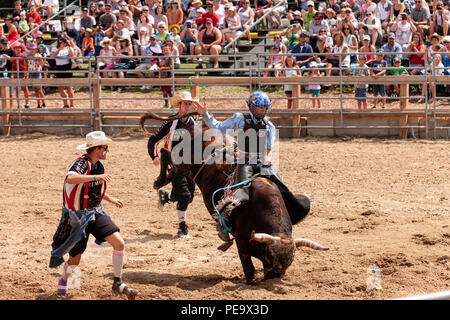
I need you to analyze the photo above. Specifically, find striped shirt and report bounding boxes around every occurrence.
[63,155,105,211]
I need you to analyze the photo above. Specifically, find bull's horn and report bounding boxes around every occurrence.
[294,238,329,251]
[251,231,280,243]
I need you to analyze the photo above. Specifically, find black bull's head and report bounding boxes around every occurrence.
[140,112,328,283]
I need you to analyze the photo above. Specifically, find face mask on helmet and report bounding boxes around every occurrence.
[247,91,271,120]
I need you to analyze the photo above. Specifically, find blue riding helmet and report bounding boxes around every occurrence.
[247,91,271,119]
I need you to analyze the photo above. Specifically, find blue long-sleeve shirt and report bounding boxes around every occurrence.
[202,112,276,152]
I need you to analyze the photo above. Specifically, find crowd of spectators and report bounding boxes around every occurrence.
[0,0,449,109]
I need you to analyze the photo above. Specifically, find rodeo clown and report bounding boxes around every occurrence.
[49,131,138,299]
[194,91,311,243]
[148,91,198,239]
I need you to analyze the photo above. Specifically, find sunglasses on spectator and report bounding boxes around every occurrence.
[366,13,372,15]
[319,30,327,33]
[99,145,108,151]
[343,27,350,30]
[142,9,149,11]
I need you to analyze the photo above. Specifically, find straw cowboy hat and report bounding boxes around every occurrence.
[169,24,181,33]
[76,131,113,150]
[169,91,199,107]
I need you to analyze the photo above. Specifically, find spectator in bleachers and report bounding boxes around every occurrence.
[303,1,317,33]
[51,35,75,108]
[4,17,20,45]
[13,1,26,24]
[135,35,162,89]
[283,55,301,109]
[312,34,331,68]
[342,22,359,64]
[18,11,30,35]
[386,56,407,97]
[195,17,222,68]
[222,6,241,50]
[197,1,221,28]
[377,0,393,31]
[291,32,313,72]
[381,32,403,66]
[66,18,82,47]
[0,38,14,74]
[134,26,151,55]
[98,37,119,84]
[111,20,132,48]
[267,0,286,29]
[179,19,199,59]
[40,0,59,20]
[358,8,382,48]
[253,0,271,27]
[286,10,303,26]
[263,43,284,77]
[97,1,106,17]
[273,33,287,54]
[323,8,338,35]
[28,5,43,27]
[410,0,431,40]
[109,0,122,16]
[279,22,303,51]
[128,0,145,20]
[345,0,362,21]
[360,34,376,64]
[370,50,387,109]
[439,35,450,76]
[188,0,206,22]
[167,0,184,27]
[391,13,416,53]
[155,21,172,45]
[27,42,47,108]
[390,0,406,22]
[137,10,155,36]
[427,33,444,65]
[328,0,341,15]
[153,5,168,29]
[308,12,329,48]
[28,0,42,12]
[238,0,255,43]
[169,23,182,46]
[89,3,101,24]
[82,28,95,57]
[430,2,449,37]
[361,0,377,19]
[165,36,181,68]
[325,31,350,76]
[115,37,134,87]
[10,42,30,109]
[92,24,104,56]
[77,7,97,41]
[117,8,136,34]
[337,7,358,32]
[406,31,426,75]
[99,4,118,37]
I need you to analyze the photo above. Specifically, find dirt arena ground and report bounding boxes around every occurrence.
[0,133,449,300]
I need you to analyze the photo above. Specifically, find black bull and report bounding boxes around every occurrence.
[141,112,328,284]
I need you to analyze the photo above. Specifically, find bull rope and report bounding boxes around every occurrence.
[212,173,261,233]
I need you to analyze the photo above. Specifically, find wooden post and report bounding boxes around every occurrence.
[399,83,409,139]
[1,85,11,136]
[189,76,199,98]
[92,80,101,131]
[291,82,301,138]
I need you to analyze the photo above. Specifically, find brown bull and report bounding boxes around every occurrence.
[141,112,328,284]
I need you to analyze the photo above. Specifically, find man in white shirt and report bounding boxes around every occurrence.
[358,8,382,47]
[376,0,392,31]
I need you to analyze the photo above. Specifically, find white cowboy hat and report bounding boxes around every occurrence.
[169,91,199,107]
[76,131,113,150]
[100,37,111,46]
